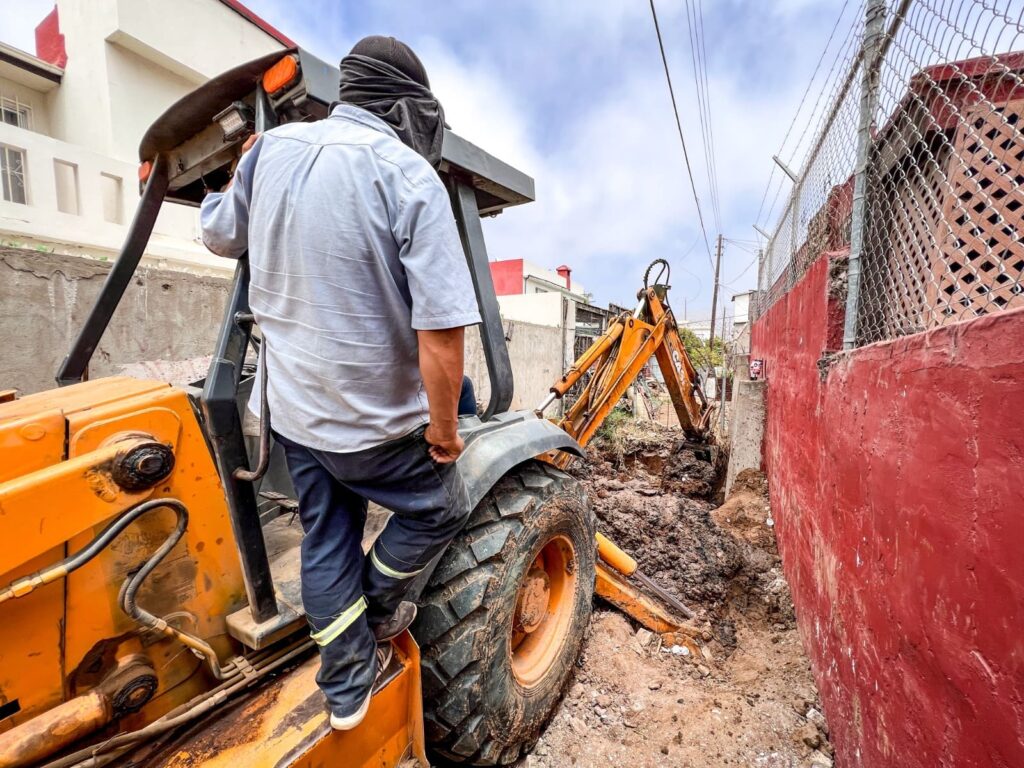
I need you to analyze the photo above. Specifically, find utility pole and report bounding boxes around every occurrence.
[706,234,723,401]
[719,310,728,432]
[708,234,723,352]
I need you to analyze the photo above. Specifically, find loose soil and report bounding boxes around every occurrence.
[521,420,834,768]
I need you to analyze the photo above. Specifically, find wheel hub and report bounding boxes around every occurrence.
[509,535,579,688]
[515,567,551,634]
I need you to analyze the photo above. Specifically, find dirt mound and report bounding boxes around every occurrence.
[591,481,743,610]
[714,468,774,549]
[585,420,719,498]
[532,421,830,768]
[575,428,794,632]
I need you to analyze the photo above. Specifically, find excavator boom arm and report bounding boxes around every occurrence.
[540,267,712,642]
[550,287,708,457]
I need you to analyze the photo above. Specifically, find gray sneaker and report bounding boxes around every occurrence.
[372,601,418,643]
[329,644,394,731]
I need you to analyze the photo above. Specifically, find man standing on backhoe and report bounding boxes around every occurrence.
[200,36,479,731]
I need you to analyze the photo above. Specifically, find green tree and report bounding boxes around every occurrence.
[678,327,724,369]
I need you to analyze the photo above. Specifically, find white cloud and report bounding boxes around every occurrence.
[1,0,850,312]
[414,34,809,308]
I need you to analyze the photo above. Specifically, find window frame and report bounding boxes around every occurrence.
[0,98,32,131]
[0,144,28,205]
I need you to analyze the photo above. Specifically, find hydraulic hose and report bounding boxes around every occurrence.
[0,498,184,605]
[0,498,232,681]
[115,502,234,681]
[43,635,315,768]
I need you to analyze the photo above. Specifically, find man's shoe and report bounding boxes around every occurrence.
[329,645,393,731]
[372,601,418,643]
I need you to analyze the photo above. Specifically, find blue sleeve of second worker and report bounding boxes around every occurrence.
[200,137,263,259]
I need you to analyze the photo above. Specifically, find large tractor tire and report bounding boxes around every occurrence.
[413,460,597,766]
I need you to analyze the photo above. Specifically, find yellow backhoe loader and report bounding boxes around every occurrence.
[0,50,708,768]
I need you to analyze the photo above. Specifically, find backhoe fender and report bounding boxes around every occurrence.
[403,410,582,604]
[456,410,582,508]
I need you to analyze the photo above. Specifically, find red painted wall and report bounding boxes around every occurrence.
[751,252,1024,768]
[34,7,67,69]
[490,259,524,296]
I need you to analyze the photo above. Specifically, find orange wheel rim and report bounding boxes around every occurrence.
[510,535,578,688]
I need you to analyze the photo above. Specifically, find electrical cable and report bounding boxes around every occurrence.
[695,0,723,230]
[685,0,721,234]
[648,0,716,269]
[720,253,759,287]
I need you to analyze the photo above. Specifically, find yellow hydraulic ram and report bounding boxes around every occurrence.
[594,533,695,635]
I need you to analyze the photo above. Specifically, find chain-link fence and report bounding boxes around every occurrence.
[755,0,1024,346]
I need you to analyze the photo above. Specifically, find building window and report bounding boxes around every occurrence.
[0,145,27,204]
[1,99,31,130]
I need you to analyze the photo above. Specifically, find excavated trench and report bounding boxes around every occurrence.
[524,420,833,768]
[569,422,794,646]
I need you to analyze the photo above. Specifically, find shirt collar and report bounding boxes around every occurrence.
[329,103,399,139]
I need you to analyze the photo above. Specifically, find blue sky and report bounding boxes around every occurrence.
[2,0,857,317]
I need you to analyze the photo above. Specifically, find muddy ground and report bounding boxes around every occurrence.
[520,420,833,768]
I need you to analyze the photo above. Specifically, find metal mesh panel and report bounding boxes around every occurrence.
[756,3,867,318]
[756,0,1024,343]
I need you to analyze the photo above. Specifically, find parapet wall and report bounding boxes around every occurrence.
[750,250,1024,767]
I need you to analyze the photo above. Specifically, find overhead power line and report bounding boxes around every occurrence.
[690,0,722,231]
[648,0,716,269]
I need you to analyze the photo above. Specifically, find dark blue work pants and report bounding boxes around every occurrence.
[274,427,471,717]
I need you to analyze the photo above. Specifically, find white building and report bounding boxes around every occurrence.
[0,0,289,273]
[729,290,756,355]
[731,290,754,331]
[678,317,712,342]
[487,257,588,328]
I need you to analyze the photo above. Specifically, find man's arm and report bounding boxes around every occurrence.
[418,327,465,463]
[395,171,482,464]
[199,134,262,258]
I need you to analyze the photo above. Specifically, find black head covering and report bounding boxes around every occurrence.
[339,36,446,167]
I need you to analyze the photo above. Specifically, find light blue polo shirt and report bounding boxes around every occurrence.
[200,104,481,452]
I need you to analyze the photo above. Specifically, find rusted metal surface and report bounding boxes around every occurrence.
[0,690,109,766]
[140,633,426,768]
[0,381,243,735]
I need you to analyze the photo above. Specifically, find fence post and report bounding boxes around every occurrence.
[842,0,887,349]
[789,184,801,289]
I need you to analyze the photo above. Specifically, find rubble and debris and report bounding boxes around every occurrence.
[573,420,795,633]
[522,418,831,767]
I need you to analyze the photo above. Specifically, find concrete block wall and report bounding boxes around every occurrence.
[1,248,566,416]
[1,247,230,394]
[750,250,1024,768]
[463,319,565,413]
[724,378,765,494]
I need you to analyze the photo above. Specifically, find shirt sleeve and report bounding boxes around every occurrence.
[394,173,483,331]
[199,136,263,259]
